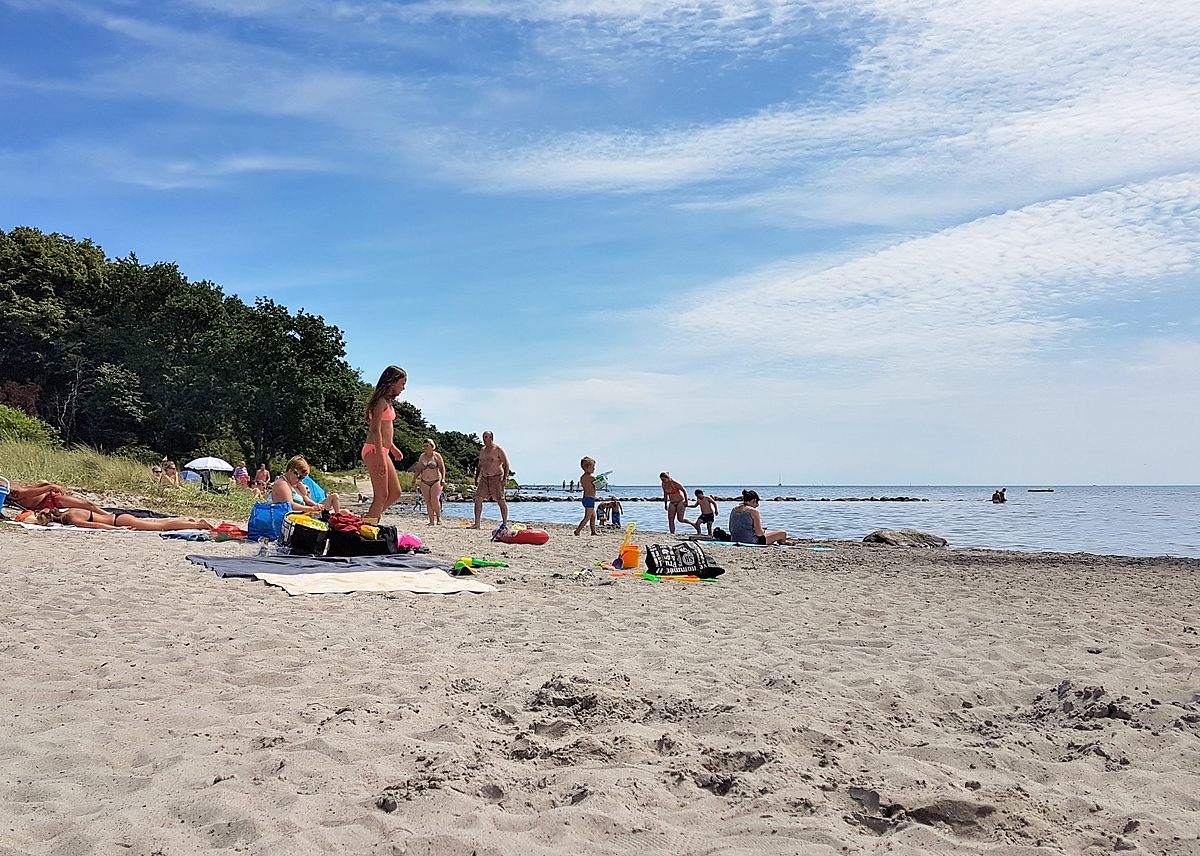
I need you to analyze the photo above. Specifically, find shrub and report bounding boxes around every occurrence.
[0,404,59,445]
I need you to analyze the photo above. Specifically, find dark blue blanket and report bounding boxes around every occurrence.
[187,553,451,578]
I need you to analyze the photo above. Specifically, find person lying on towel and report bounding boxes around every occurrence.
[6,481,106,515]
[29,508,215,532]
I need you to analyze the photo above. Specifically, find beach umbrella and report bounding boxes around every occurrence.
[184,456,234,472]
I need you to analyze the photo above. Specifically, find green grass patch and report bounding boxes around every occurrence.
[0,439,257,519]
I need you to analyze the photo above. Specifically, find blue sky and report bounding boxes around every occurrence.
[2,0,1198,485]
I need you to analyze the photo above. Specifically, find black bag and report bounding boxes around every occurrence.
[644,542,724,578]
[326,524,399,557]
[279,514,329,556]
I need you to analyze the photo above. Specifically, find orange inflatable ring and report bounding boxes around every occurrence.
[493,528,550,545]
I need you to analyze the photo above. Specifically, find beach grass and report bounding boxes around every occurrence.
[0,440,257,518]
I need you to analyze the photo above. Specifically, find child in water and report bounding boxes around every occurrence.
[574,457,598,536]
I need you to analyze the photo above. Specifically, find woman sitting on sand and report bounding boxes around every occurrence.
[5,481,106,515]
[157,461,181,487]
[271,455,341,516]
[30,507,213,532]
[728,489,787,545]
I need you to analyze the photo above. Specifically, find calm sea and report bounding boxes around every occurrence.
[443,484,1200,558]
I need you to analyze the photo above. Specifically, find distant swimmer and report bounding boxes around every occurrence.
[991,488,1007,504]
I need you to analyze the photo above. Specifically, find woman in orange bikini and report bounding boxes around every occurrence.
[362,365,407,523]
[415,438,447,526]
[32,507,214,531]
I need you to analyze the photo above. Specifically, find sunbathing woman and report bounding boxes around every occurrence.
[659,471,700,535]
[6,481,106,515]
[33,507,213,531]
[271,455,341,515]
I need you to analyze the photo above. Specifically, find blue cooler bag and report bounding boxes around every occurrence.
[247,501,291,542]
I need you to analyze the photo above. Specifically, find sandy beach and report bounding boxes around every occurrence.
[2,506,1198,856]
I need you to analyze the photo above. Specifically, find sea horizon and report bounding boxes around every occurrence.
[443,484,1200,559]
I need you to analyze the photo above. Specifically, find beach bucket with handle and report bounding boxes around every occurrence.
[0,476,10,511]
[612,522,639,569]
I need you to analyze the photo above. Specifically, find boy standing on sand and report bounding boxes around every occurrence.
[574,457,598,536]
[692,489,719,536]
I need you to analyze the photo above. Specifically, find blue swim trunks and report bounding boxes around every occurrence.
[612,511,621,525]
[581,496,596,509]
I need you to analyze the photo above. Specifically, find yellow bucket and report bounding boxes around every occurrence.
[619,544,641,570]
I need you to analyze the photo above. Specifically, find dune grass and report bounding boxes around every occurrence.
[0,440,257,518]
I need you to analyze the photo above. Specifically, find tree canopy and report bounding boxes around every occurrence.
[0,226,482,475]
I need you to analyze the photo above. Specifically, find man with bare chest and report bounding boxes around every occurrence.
[472,431,511,529]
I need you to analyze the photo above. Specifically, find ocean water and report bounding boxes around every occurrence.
[443,485,1200,558]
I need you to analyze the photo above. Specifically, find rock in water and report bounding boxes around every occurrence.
[863,529,948,548]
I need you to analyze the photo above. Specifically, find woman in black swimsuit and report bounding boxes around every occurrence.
[35,508,214,531]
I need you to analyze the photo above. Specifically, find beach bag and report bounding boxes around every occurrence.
[246,501,291,542]
[279,513,330,556]
[645,542,724,578]
[327,523,399,557]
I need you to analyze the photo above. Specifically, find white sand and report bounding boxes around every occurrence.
[2,505,1199,855]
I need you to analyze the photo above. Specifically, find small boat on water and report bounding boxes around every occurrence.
[1027,488,1055,492]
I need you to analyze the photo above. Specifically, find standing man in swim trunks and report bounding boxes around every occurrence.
[472,431,511,529]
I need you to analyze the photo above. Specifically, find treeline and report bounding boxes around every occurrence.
[0,226,481,480]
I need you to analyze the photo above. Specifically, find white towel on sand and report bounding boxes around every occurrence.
[253,569,496,596]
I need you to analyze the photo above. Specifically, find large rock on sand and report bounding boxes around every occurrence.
[863,529,948,548]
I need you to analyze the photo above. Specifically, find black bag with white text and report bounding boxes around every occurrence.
[644,542,724,578]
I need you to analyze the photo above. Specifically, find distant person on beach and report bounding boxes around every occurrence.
[5,481,106,515]
[157,461,181,487]
[660,471,700,535]
[574,457,598,535]
[32,507,214,532]
[472,431,511,529]
[272,455,342,515]
[992,488,1007,504]
[415,438,447,526]
[691,489,720,536]
[233,460,249,487]
[568,479,575,493]
[729,489,787,545]
[362,365,407,523]
[255,464,271,487]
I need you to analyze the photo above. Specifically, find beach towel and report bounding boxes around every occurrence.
[185,553,491,596]
[186,553,450,578]
[253,569,494,596]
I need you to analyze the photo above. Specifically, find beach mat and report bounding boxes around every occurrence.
[186,554,449,578]
[254,570,495,596]
[187,554,494,596]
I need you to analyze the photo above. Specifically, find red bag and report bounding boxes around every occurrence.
[328,511,364,533]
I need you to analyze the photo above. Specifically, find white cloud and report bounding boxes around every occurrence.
[453,0,1200,222]
[671,173,1200,370]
